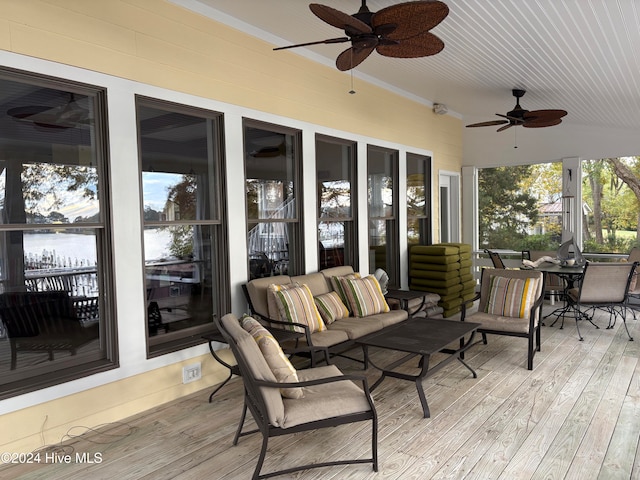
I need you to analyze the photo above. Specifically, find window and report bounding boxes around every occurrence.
[244,120,303,279]
[367,145,399,287]
[137,97,228,356]
[0,68,115,398]
[407,153,432,246]
[316,135,357,270]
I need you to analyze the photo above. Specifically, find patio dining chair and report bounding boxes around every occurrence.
[626,248,640,315]
[523,250,565,305]
[484,249,506,269]
[566,261,637,341]
[215,313,378,479]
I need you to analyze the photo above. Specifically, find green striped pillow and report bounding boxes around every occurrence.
[338,275,390,318]
[314,291,349,324]
[485,276,539,319]
[269,283,326,333]
[330,273,361,314]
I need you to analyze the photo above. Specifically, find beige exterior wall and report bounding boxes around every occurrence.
[0,0,462,453]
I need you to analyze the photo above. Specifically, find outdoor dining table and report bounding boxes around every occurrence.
[524,263,585,325]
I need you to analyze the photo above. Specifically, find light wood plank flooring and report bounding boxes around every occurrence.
[2,304,640,479]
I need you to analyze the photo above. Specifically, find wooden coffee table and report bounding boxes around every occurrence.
[356,318,480,418]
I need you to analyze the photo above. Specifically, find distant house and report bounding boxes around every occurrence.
[531,200,592,237]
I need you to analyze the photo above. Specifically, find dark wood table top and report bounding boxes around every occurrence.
[356,318,480,356]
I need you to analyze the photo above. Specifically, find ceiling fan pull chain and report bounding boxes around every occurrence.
[349,52,356,94]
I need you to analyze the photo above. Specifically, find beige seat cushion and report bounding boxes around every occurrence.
[241,316,303,399]
[220,314,285,426]
[470,311,533,334]
[304,328,350,347]
[281,365,371,429]
[291,272,332,296]
[366,309,408,328]
[327,317,385,340]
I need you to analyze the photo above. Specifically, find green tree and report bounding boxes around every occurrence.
[164,175,197,257]
[478,166,539,249]
[608,157,640,243]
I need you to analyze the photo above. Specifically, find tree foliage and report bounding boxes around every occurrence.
[478,165,539,249]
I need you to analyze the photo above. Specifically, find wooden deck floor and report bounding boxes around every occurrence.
[2,304,640,479]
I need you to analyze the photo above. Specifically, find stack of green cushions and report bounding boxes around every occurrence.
[409,243,475,317]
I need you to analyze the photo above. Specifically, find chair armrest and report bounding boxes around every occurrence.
[529,290,546,327]
[251,312,313,344]
[255,374,376,411]
[460,292,481,321]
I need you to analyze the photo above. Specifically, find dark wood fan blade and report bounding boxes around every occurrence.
[523,118,563,128]
[466,120,509,128]
[310,4,372,34]
[523,109,568,122]
[273,37,349,51]
[376,31,444,58]
[336,46,375,71]
[373,1,449,39]
[496,123,513,132]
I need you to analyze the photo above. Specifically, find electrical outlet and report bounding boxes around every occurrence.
[182,363,201,384]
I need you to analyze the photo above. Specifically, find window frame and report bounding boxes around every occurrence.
[367,145,400,287]
[243,118,304,279]
[136,95,230,357]
[0,67,117,400]
[315,134,358,271]
[406,152,432,246]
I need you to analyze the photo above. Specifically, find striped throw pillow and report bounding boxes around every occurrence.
[241,316,303,399]
[485,276,539,319]
[330,273,361,314]
[267,283,296,320]
[269,283,326,334]
[314,291,349,325]
[338,275,390,318]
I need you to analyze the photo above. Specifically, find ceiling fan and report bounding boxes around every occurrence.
[466,89,568,132]
[7,93,91,130]
[274,1,449,71]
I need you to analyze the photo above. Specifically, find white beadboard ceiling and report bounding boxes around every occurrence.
[172,0,640,162]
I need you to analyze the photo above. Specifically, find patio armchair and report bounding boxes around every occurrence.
[566,261,637,341]
[461,268,545,370]
[215,313,378,479]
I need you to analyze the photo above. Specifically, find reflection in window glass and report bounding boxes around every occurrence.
[137,97,226,354]
[245,121,301,279]
[316,136,356,270]
[368,146,399,286]
[407,153,431,245]
[0,69,113,399]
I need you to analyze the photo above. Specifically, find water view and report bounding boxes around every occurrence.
[23,230,172,267]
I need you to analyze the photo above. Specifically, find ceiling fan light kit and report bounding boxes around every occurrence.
[466,89,567,132]
[274,1,449,71]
